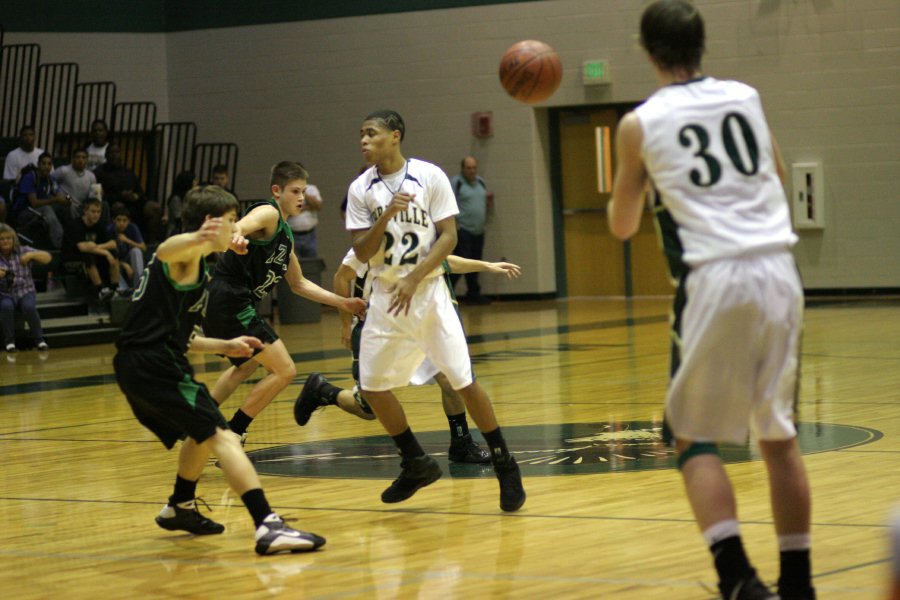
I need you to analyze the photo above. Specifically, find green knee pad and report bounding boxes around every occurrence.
[676,442,719,470]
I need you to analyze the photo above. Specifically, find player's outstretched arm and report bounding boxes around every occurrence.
[446,255,521,278]
[156,217,226,266]
[234,203,278,241]
[285,253,367,317]
[189,334,263,357]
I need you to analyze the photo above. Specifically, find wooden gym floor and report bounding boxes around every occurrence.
[0,297,896,599]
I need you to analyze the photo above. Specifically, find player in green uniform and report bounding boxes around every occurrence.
[114,185,325,555]
[204,162,365,442]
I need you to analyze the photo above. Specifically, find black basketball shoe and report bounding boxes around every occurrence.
[448,434,491,464]
[722,570,779,600]
[493,454,526,512]
[155,498,225,535]
[779,587,816,600]
[294,372,328,426]
[254,513,326,555]
[381,455,443,503]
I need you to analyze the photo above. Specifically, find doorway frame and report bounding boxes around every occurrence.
[548,101,640,298]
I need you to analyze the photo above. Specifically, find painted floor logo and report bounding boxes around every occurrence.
[248,421,881,479]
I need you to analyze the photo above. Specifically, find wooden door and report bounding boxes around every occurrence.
[558,107,672,297]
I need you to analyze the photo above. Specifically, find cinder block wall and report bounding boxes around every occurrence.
[7,33,170,121]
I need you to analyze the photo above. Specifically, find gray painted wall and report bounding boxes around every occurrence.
[5,33,171,121]
[9,0,899,292]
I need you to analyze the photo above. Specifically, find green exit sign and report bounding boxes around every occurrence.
[582,59,611,85]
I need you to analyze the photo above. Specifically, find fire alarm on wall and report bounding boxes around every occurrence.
[471,111,493,138]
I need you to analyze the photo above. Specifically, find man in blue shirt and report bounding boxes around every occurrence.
[449,156,493,304]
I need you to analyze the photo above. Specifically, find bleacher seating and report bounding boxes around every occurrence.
[1,23,240,347]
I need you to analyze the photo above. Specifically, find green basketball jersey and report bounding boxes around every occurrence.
[213,199,294,301]
[116,254,210,356]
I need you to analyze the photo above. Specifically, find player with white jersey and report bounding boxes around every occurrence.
[344,109,525,511]
[294,245,521,464]
[607,3,813,600]
[639,76,803,443]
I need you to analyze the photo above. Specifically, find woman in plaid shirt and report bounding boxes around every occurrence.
[0,224,51,352]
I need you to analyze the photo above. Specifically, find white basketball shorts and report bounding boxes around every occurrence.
[360,276,473,392]
[666,251,803,444]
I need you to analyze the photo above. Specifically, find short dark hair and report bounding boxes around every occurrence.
[180,185,239,232]
[83,197,102,211]
[270,161,308,189]
[72,148,88,158]
[111,204,131,219]
[19,124,35,135]
[90,118,108,131]
[640,0,705,72]
[365,110,405,142]
[211,164,228,175]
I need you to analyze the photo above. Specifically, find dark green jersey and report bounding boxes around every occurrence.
[213,199,293,301]
[651,188,689,283]
[116,254,210,356]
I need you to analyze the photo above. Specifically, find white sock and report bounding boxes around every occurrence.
[703,519,741,546]
[778,533,811,552]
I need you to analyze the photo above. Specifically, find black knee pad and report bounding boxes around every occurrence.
[676,442,719,470]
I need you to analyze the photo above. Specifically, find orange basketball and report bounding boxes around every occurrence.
[499,40,562,104]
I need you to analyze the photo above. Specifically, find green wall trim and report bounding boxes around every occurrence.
[3,1,167,33]
[4,1,546,33]
[548,106,567,298]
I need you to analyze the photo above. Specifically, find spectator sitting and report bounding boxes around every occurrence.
[3,124,44,182]
[108,203,146,294]
[209,164,237,198]
[93,143,162,243]
[62,197,119,302]
[85,119,109,170]
[11,152,71,249]
[2,124,44,225]
[0,223,51,352]
[163,170,195,239]
[53,148,103,221]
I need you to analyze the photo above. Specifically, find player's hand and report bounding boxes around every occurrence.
[196,217,224,243]
[342,297,367,319]
[229,234,249,255]
[223,335,263,357]
[385,192,415,218]
[487,262,521,279]
[340,324,352,350]
[387,277,418,316]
